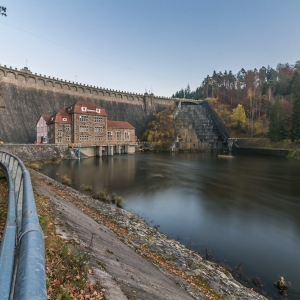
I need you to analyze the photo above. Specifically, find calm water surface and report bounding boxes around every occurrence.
[41,153,300,298]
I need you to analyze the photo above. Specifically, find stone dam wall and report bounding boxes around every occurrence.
[0,64,176,143]
[0,144,74,161]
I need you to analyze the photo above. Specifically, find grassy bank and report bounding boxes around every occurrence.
[0,171,105,299]
[233,138,300,158]
[32,177,105,299]
[0,171,8,244]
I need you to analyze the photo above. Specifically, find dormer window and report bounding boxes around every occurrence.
[51,117,54,121]
[81,107,87,112]
[62,117,67,121]
[96,108,101,113]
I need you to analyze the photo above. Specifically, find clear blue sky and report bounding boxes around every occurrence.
[1,0,299,97]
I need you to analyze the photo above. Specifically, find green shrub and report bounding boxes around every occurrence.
[61,174,71,186]
[26,162,42,171]
[80,184,93,192]
[111,192,117,204]
[116,196,124,208]
[99,189,111,202]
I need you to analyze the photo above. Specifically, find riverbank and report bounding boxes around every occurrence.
[232,138,300,158]
[31,169,266,300]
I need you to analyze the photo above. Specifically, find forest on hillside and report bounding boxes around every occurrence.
[172,61,300,141]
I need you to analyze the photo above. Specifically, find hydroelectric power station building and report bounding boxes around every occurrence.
[36,101,136,156]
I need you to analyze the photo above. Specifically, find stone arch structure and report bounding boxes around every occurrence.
[7,71,16,79]
[55,82,62,89]
[28,76,36,84]
[46,81,54,87]
[37,79,45,86]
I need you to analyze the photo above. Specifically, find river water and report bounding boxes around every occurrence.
[40,153,300,298]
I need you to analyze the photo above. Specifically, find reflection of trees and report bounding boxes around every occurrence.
[42,154,300,233]
[199,157,300,232]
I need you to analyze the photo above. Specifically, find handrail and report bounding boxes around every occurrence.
[0,151,46,300]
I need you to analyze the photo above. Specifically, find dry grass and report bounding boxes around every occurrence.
[61,174,72,186]
[0,171,8,243]
[32,178,105,299]
[25,162,42,171]
[234,138,300,150]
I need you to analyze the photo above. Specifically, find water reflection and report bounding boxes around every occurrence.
[41,153,300,298]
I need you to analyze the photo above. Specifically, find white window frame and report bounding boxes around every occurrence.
[95,116,103,123]
[81,107,87,112]
[108,131,113,141]
[116,131,121,141]
[95,126,103,133]
[125,132,130,141]
[79,135,89,141]
[79,125,89,132]
[95,136,103,142]
[80,115,88,122]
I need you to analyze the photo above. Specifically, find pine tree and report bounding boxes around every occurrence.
[268,97,287,141]
[291,72,300,142]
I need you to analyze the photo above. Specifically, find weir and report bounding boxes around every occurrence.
[174,100,230,151]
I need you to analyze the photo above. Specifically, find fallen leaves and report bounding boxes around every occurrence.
[0,176,8,243]
[32,177,105,300]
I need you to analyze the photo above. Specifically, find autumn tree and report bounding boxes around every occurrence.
[142,105,176,151]
[268,97,288,141]
[291,72,300,142]
[171,59,300,139]
[231,104,246,130]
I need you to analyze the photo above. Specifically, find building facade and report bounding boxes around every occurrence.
[36,114,51,144]
[39,101,135,149]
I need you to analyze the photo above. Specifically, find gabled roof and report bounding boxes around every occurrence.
[65,101,107,117]
[47,110,72,124]
[107,120,134,129]
[37,114,51,125]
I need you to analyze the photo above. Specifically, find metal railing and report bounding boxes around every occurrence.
[0,151,46,299]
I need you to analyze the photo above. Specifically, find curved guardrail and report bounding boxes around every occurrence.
[0,151,46,300]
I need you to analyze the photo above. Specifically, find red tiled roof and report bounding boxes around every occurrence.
[66,101,107,116]
[47,110,72,124]
[107,120,134,129]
